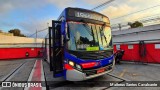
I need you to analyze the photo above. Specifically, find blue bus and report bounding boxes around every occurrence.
[43,7,115,81]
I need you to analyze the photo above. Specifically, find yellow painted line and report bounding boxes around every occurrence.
[119,69,127,77]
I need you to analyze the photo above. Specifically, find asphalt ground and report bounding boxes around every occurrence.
[0,59,26,81]
[0,59,36,90]
[108,61,160,90]
[111,61,160,81]
[0,59,160,90]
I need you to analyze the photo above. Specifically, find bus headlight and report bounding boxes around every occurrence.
[75,64,82,70]
[68,60,82,71]
[69,61,74,66]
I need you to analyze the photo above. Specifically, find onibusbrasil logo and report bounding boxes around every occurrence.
[2,82,42,87]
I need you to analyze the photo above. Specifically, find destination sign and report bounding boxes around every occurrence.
[75,11,103,22]
[67,8,109,23]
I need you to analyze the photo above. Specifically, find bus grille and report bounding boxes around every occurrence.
[83,65,112,76]
[68,50,113,60]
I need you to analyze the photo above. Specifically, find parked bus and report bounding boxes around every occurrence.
[43,7,115,81]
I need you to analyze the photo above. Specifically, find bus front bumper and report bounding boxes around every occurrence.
[66,65,114,81]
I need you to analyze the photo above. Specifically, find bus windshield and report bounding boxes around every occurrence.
[67,22,112,51]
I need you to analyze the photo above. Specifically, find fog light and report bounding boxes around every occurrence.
[76,64,82,70]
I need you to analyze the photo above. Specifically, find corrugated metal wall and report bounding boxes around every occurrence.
[112,24,160,64]
[0,48,42,60]
[0,34,43,60]
[114,43,160,63]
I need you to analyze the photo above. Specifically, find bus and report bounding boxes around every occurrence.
[43,7,115,81]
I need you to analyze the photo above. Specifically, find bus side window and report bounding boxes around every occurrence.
[55,25,60,38]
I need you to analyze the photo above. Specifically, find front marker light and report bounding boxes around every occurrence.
[69,61,74,66]
[109,60,112,63]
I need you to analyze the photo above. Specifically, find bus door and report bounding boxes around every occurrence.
[49,20,64,77]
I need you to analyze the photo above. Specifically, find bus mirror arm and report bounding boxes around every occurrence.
[66,37,70,42]
[61,35,64,46]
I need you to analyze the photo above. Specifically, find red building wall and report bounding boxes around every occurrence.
[114,43,160,64]
[0,48,42,60]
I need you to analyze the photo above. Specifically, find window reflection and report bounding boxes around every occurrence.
[67,22,112,51]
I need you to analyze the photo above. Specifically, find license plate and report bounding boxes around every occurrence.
[97,68,105,74]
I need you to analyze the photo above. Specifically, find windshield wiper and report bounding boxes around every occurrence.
[81,23,97,46]
[80,20,92,35]
[100,26,107,45]
[82,24,92,36]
